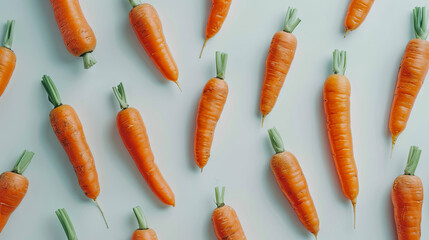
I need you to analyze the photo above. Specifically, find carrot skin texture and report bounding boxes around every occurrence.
[344,0,375,31]
[389,39,429,141]
[50,104,100,199]
[132,229,158,240]
[129,3,179,81]
[212,205,246,240]
[206,0,232,39]
[323,74,359,203]
[271,151,319,236]
[50,0,96,56]
[194,78,229,169]
[392,175,423,240]
[0,172,28,233]
[0,47,16,97]
[260,31,297,117]
[117,108,175,206]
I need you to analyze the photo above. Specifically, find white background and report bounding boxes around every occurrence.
[0,0,429,239]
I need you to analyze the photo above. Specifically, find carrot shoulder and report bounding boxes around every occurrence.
[113,83,175,207]
[194,52,229,170]
[0,20,16,97]
[260,7,300,125]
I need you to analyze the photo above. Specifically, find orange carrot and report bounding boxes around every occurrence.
[113,83,175,206]
[0,150,33,234]
[392,146,423,240]
[128,0,180,90]
[131,206,158,240]
[50,0,97,69]
[323,50,359,228]
[389,7,429,155]
[200,0,232,58]
[211,187,246,240]
[0,20,16,98]
[260,7,300,126]
[194,52,228,170]
[41,75,108,228]
[56,208,78,240]
[344,0,375,37]
[268,127,319,238]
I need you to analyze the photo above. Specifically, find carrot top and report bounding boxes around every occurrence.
[215,186,226,208]
[113,82,129,110]
[333,49,347,75]
[404,146,422,176]
[12,150,34,175]
[56,208,78,240]
[42,75,62,108]
[129,0,143,8]
[283,7,301,33]
[268,127,285,154]
[413,7,429,40]
[2,20,15,50]
[216,51,228,80]
[133,206,149,230]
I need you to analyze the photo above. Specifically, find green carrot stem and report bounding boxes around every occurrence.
[129,0,143,8]
[268,127,285,154]
[12,150,34,174]
[404,146,422,176]
[413,7,429,40]
[216,51,228,80]
[215,186,226,208]
[2,20,15,50]
[112,82,129,110]
[41,75,63,108]
[133,206,149,230]
[333,49,347,75]
[82,52,96,69]
[56,208,78,240]
[283,7,301,33]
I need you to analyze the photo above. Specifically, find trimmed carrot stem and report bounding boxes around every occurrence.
[133,206,149,230]
[56,208,78,240]
[41,75,62,108]
[2,20,15,50]
[216,51,228,80]
[12,150,34,175]
[215,186,226,208]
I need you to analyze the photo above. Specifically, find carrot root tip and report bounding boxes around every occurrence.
[83,52,97,69]
[261,115,266,128]
[174,81,182,92]
[390,135,398,158]
[93,199,109,229]
[352,200,356,230]
[199,38,208,59]
[344,29,350,38]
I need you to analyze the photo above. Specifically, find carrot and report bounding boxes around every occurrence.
[199,0,232,58]
[389,7,429,155]
[56,208,78,240]
[323,50,359,228]
[131,206,158,240]
[392,146,423,240]
[211,187,246,240]
[268,127,319,238]
[344,0,375,37]
[50,0,97,69]
[41,75,108,228]
[260,7,300,126]
[0,150,34,234]
[113,82,175,206]
[0,20,16,98]
[194,51,229,170]
[128,0,181,91]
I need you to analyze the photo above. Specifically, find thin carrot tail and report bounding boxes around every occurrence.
[390,135,398,159]
[199,38,208,59]
[344,29,350,38]
[313,232,318,240]
[93,199,109,229]
[352,199,356,229]
[174,81,182,92]
[261,115,266,128]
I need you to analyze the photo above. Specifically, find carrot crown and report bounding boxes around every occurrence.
[283,7,301,33]
[129,0,143,8]
[113,82,129,110]
[413,7,429,40]
[215,186,226,208]
[56,208,78,240]
[12,150,34,175]
[2,20,15,50]
[404,146,422,176]
[133,206,149,230]
[268,127,285,154]
[333,49,347,75]
[216,51,228,80]
[42,75,63,108]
